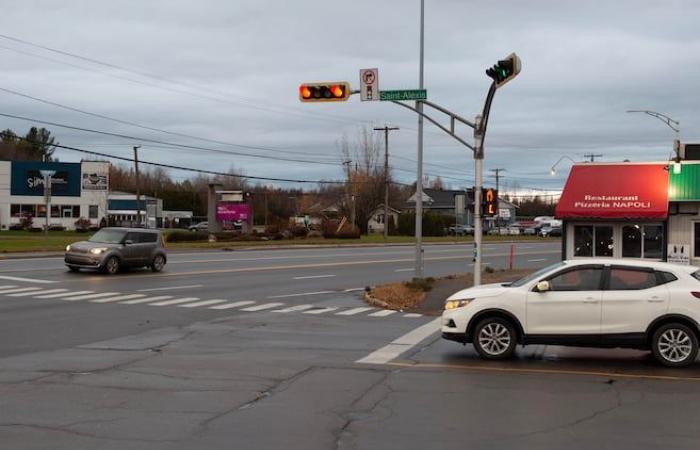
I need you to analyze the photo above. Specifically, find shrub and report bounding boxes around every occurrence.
[484,266,495,274]
[290,225,308,238]
[74,217,91,231]
[307,230,323,239]
[20,215,33,231]
[336,224,360,239]
[167,230,209,242]
[404,277,435,292]
[48,224,65,231]
[9,223,23,231]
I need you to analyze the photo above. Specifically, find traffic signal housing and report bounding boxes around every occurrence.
[299,82,351,102]
[485,53,521,88]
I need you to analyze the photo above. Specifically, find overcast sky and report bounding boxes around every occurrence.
[1,0,698,192]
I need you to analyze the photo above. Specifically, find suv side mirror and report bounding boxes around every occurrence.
[535,280,550,292]
[123,240,134,245]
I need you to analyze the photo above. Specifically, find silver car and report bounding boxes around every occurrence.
[65,227,167,274]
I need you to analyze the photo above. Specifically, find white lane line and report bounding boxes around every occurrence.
[8,288,68,297]
[357,317,442,365]
[35,290,92,299]
[0,287,43,295]
[292,274,336,280]
[120,295,173,305]
[62,292,121,301]
[137,284,204,292]
[148,297,199,306]
[267,290,335,299]
[0,275,56,284]
[272,304,315,313]
[368,310,397,317]
[178,299,227,308]
[0,285,17,290]
[403,313,423,318]
[528,258,547,262]
[209,300,255,310]
[303,307,338,315]
[394,268,414,272]
[90,294,146,304]
[241,302,285,312]
[343,288,365,292]
[336,307,374,316]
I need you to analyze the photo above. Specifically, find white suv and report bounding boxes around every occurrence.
[442,259,700,367]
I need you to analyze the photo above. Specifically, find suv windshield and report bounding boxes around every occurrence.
[509,261,567,287]
[88,229,127,244]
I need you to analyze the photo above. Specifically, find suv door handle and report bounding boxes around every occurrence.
[647,297,665,303]
[583,297,599,304]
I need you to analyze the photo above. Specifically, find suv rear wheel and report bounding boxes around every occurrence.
[473,317,517,360]
[151,254,165,272]
[652,323,699,367]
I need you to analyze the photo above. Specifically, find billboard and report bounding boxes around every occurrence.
[216,202,250,222]
[82,169,108,190]
[10,162,81,197]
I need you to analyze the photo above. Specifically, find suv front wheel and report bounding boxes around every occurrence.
[473,317,517,360]
[652,323,699,367]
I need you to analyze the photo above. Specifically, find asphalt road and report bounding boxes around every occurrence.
[3,241,698,449]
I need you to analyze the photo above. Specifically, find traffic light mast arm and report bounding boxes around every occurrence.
[390,100,476,152]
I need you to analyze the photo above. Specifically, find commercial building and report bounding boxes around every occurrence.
[555,160,700,266]
[107,191,163,228]
[0,160,109,230]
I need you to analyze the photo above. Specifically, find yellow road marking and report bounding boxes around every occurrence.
[385,361,700,382]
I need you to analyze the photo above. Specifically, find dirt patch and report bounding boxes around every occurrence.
[367,269,534,315]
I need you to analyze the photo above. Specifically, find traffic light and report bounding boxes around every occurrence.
[485,53,521,88]
[299,82,351,102]
[482,188,498,216]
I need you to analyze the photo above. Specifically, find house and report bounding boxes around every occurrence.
[367,204,401,234]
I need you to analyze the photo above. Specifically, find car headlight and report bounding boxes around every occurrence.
[89,247,108,255]
[65,245,71,252]
[444,299,473,310]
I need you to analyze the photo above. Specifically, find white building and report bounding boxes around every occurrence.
[0,160,110,230]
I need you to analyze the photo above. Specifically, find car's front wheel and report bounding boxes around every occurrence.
[473,317,517,360]
[652,323,699,367]
[102,256,120,275]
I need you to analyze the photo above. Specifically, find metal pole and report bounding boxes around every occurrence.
[44,175,51,237]
[133,145,142,227]
[415,0,425,278]
[474,115,483,286]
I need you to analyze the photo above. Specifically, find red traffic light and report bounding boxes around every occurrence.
[299,82,351,102]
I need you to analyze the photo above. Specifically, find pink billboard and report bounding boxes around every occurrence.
[216,202,250,222]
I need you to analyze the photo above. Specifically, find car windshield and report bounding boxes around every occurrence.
[88,229,127,244]
[509,261,567,287]
[692,270,700,282]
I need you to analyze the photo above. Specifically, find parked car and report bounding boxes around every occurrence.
[442,259,700,367]
[539,226,563,237]
[65,227,167,274]
[487,228,500,235]
[522,227,537,236]
[189,221,208,232]
[448,224,474,236]
[548,227,562,237]
[508,227,520,236]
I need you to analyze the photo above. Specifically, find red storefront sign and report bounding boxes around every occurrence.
[555,164,669,219]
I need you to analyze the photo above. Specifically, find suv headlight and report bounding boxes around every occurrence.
[65,245,71,252]
[445,299,473,310]
[89,247,108,255]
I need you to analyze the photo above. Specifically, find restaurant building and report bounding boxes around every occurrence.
[555,161,700,266]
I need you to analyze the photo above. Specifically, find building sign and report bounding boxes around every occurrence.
[10,162,81,197]
[82,169,108,190]
[215,202,250,222]
[499,208,511,219]
[667,244,690,265]
[555,164,669,219]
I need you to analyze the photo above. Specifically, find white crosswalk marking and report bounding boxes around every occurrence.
[7,288,68,297]
[303,307,338,315]
[63,292,121,301]
[403,313,423,318]
[0,287,43,295]
[148,297,199,306]
[208,300,255,310]
[120,295,173,305]
[0,285,17,290]
[272,304,315,313]
[177,299,227,308]
[240,302,285,312]
[369,310,397,317]
[90,294,146,304]
[336,307,375,316]
[35,290,93,299]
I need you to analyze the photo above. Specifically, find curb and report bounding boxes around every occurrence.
[363,290,391,310]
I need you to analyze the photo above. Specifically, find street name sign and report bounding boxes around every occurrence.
[360,68,379,101]
[379,89,427,101]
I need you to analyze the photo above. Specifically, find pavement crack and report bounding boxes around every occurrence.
[0,422,179,444]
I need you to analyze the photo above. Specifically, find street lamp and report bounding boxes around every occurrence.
[626,110,681,173]
[550,155,577,175]
[39,169,55,236]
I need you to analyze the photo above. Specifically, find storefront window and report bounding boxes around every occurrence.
[10,204,20,217]
[595,226,614,257]
[50,205,60,218]
[643,225,663,259]
[574,226,593,257]
[622,225,642,257]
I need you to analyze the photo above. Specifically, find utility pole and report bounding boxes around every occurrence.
[490,168,505,228]
[583,153,603,162]
[374,126,399,238]
[264,190,268,228]
[413,0,426,278]
[133,145,142,227]
[342,159,355,228]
